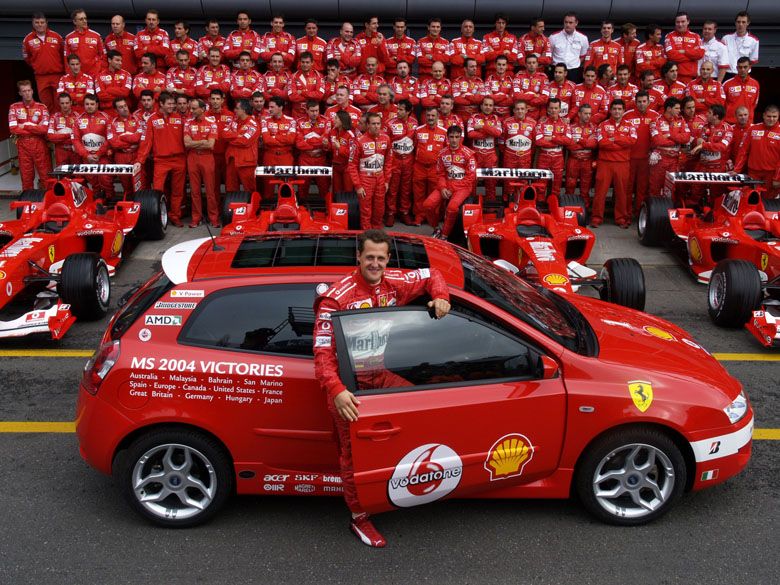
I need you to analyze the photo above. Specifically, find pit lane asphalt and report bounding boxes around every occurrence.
[0,201,777,585]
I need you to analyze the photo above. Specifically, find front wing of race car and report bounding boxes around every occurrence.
[0,302,75,340]
[746,306,780,347]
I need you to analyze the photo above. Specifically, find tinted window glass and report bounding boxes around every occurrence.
[111,272,173,340]
[179,284,316,356]
[339,309,537,393]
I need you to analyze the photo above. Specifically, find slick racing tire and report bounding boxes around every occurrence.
[58,253,110,320]
[575,427,686,526]
[133,190,168,240]
[447,196,477,247]
[221,191,252,226]
[637,197,674,247]
[599,258,646,311]
[15,189,46,219]
[558,193,589,227]
[707,259,763,328]
[763,198,780,212]
[333,191,361,230]
[114,428,234,528]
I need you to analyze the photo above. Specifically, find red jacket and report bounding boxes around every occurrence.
[208,106,235,155]
[351,73,386,107]
[685,78,725,113]
[634,41,666,80]
[664,31,705,80]
[467,113,502,154]
[723,75,760,125]
[105,32,137,75]
[73,110,111,158]
[619,38,640,77]
[650,114,691,151]
[263,70,291,100]
[23,29,64,76]
[325,38,362,77]
[57,72,95,109]
[513,71,550,113]
[355,31,390,74]
[570,84,609,124]
[607,82,639,112]
[452,76,486,116]
[654,79,687,102]
[108,115,143,153]
[486,73,514,116]
[436,144,476,190]
[165,66,197,95]
[288,70,326,115]
[419,78,451,108]
[134,28,171,69]
[197,34,226,62]
[9,101,49,138]
[568,121,598,158]
[348,132,394,188]
[296,35,328,72]
[386,115,418,162]
[390,76,419,107]
[95,68,132,110]
[385,35,418,75]
[324,104,362,129]
[223,29,262,62]
[622,108,660,158]
[413,123,448,165]
[184,115,218,150]
[313,267,449,400]
[483,31,519,72]
[48,110,77,149]
[168,36,198,67]
[548,80,577,119]
[534,116,573,153]
[501,116,536,158]
[261,114,297,152]
[450,36,486,79]
[296,115,330,157]
[517,32,552,68]
[328,127,355,166]
[585,38,624,72]
[136,111,185,163]
[195,64,231,99]
[698,121,734,165]
[231,69,265,100]
[597,117,638,162]
[64,28,105,77]
[735,123,780,173]
[224,116,260,167]
[132,71,165,98]
[417,36,452,76]
[260,31,297,68]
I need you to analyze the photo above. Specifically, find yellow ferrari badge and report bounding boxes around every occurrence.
[628,380,653,412]
[48,245,55,263]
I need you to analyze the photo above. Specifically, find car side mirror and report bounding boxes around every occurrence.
[540,355,559,379]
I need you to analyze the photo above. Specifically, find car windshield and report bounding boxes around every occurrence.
[453,247,592,354]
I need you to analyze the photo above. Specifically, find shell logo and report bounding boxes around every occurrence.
[689,237,702,262]
[643,325,676,341]
[111,231,124,255]
[543,273,569,286]
[484,433,534,481]
[0,270,5,280]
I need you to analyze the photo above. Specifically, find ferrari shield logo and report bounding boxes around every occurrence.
[760,253,768,271]
[48,245,55,263]
[628,380,653,412]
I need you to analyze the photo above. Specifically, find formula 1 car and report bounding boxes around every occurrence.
[461,168,646,310]
[219,166,359,235]
[0,164,167,339]
[637,171,780,347]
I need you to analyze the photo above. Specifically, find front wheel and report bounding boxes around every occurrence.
[58,253,110,320]
[599,258,646,311]
[637,197,674,247]
[114,428,234,528]
[132,190,168,240]
[707,259,763,327]
[575,427,686,526]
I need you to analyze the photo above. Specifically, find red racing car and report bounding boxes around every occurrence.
[76,232,752,529]
[0,164,167,339]
[461,168,645,310]
[638,171,780,347]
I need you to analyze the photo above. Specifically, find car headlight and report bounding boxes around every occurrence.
[724,390,748,424]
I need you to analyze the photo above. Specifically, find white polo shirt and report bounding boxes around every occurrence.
[549,29,589,69]
[699,37,730,73]
[722,32,759,73]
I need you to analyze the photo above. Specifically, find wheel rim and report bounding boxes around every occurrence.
[132,443,217,521]
[159,196,169,230]
[95,264,110,308]
[592,443,676,519]
[708,271,727,311]
[637,206,647,237]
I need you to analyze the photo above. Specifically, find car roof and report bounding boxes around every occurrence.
[162,232,466,288]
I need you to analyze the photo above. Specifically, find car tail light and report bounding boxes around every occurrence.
[82,340,120,395]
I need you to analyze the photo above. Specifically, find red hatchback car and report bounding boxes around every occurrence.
[76,233,753,528]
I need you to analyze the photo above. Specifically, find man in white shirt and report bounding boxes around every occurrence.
[549,12,589,83]
[699,20,729,82]
[722,11,759,76]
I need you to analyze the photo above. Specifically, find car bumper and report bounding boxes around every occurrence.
[689,413,754,491]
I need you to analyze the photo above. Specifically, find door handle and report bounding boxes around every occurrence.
[356,426,402,440]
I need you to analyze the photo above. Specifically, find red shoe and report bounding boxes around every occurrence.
[350,513,386,548]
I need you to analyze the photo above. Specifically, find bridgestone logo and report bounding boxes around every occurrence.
[389,468,461,489]
[154,302,197,310]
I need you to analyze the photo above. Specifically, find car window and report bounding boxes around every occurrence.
[179,284,316,357]
[338,308,539,394]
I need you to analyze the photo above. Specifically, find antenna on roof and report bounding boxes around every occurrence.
[204,222,224,251]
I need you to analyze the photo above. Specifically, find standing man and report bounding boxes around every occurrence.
[689,104,733,200]
[686,61,725,115]
[223,99,259,194]
[351,57,386,112]
[390,61,419,107]
[548,64,576,119]
[230,52,264,101]
[348,112,394,229]
[729,106,751,169]
[412,109,448,224]
[634,25,666,82]
[549,12,589,83]
[385,17,418,77]
[608,64,639,112]
[512,54,549,120]
[623,91,659,216]
[57,54,94,112]
[452,58,486,120]
[325,86,362,129]
[195,46,231,100]
[517,17,551,71]
[313,229,450,548]
[134,93,186,226]
[260,14,296,69]
[534,98,572,198]
[326,23,362,79]
[105,15,137,76]
[486,56,514,118]
[417,18,451,79]
[664,12,705,84]
[223,11,262,65]
[264,53,292,103]
[288,52,325,119]
[585,21,623,73]
[48,92,79,166]
[592,100,637,227]
[296,19,327,72]
[108,97,144,195]
[132,53,166,100]
[723,57,760,124]
[73,94,113,198]
[9,80,50,189]
[95,50,132,112]
[654,62,687,102]
[133,10,170,70]
[501,100,536,171]
[260,97,297,198]
[735,105,780,199]
[184,98,218,227]
[386,99,418,226]
[295,100,331,197]
[700,21,729,82]
[565,104,597,205]
[423,125,477,239]
[165,50,198,97]
[23,12,64,113]
[467,97,502,200]
[355,15,389,75]
[208,89,234,196]
[569,66,609,124]
[168,21,198,67]
[648,97,691,197]
[723,12,759,77]
[419,62,451,110]
[483,14,518,75]
[64,9,105,78]
[450,20,485,80]
[197,19,225,63]
[618,23,640,81]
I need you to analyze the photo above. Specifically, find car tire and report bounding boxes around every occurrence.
[599,258,646,311]
[15,189,46,219]
[558,193,589,227]
[575,427,686,526]
[132,190,168,240]
[58,253,110,320]
[763,198,780,212]
[115,428,234,528]
[221,191,252,226]
[637,197,674,247]
[333,191,361,230]
[707,259,763,327]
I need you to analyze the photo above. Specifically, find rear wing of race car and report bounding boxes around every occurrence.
[662,171,763,196]
[255,165,333,178]
[53,164,142,191]
[477,168,554,180]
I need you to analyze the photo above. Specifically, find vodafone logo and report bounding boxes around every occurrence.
[388,444,462,508]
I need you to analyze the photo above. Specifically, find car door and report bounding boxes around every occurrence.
[334,304,567,514]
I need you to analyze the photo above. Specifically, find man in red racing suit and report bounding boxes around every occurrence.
[348,112,394,229]
[313,229,450,548]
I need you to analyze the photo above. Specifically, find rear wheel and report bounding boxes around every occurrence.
[15,189,46,219]
[599,258,646,311]
[637,197,674,247]
[333,191,361,230]
[114,428,234,528]
[558,193,588,227]
[58,253,110,320]
[220,191,252,226]
[763,198,780,212]
[575,427,686,526]
[707,259,763,327]
[132,190,168,240]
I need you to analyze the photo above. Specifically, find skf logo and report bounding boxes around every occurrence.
[48,245,56,263]
[484,433,534,481]
[760,253,768,271]
[628,380,654,412]
[543,273,569,286]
